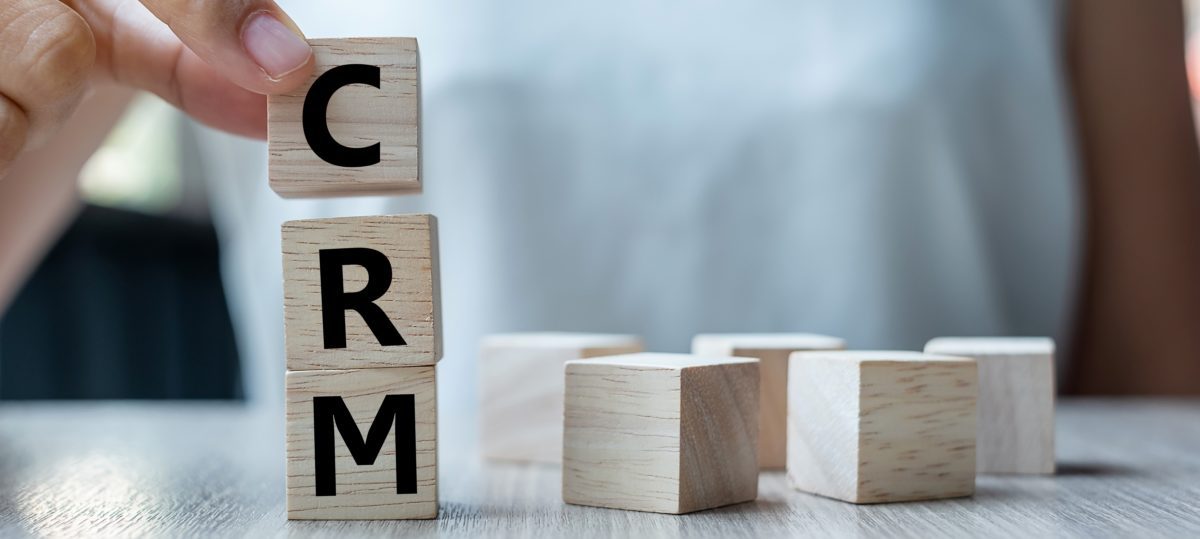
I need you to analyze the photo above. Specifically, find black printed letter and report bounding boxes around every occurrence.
[312,395,417,496]
[303,64,382,167]
[318,248,406,349]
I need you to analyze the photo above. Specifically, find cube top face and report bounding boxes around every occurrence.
[286,367,438,520]
[269,37,420,198]
[563,355,759,514]
[568,352,759,371]
[787,352,977,504]
[481,333,643,355]
[692,333,846,355]
[282,214,440,370]
[925,337,1055,357]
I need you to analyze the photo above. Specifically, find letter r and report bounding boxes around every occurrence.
[318,248,406,349]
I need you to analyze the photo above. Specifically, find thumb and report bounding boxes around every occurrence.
[137,0,314,95]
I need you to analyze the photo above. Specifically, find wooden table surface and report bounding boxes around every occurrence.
[0,399,1196,537]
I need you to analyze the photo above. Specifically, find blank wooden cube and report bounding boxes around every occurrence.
[563,353,759,514]
[692,333,845,469]
[269,37,420,197]
[787,351,977,504]
[286,367,437,519]
[479,333,643,463]
[925,337,1056,474]
[282,214,440,370]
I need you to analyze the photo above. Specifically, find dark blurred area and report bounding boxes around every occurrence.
[0,205,241,399]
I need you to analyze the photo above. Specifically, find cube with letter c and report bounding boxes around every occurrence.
[269,37,420,197]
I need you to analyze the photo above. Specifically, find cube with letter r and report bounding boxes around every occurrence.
[281,214,441,371]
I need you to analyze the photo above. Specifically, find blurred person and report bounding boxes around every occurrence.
[2,0,1200,414]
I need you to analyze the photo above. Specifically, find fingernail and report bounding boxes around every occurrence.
[242,11,311,80]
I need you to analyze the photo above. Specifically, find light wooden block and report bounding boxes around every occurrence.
[925,337,1056,474]
[286,367,437,519]
[269,37,420,197]
[479,333,643,463]
[691,333,845,469]
[282,214,440,370]
[563,353,759,514]
[787,351,977,504]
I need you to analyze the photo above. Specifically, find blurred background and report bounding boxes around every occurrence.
[0,94,244,399]
[3,1,1200,405]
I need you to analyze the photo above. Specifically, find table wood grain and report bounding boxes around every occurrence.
[0,400,1196,537]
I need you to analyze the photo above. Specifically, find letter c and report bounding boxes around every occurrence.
[303,64,382,167]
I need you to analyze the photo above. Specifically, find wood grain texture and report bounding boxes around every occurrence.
[478,333,643,463]
[269,37,420,198]
[787,351,977,504]
[691,334,846,469]
[286,367,437,519]
[925,337,1056,474]
[562,353,759,514]
[282,214,440,370]
[0,400,1199,537]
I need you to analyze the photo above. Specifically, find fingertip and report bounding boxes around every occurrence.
[137,0,314,96]
[240,10,314,94]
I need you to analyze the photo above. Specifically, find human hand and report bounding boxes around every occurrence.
[0,0,315,178]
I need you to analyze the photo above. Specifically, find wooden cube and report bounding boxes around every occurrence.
[282,214,440,370]
[925,337,1056,474]
[787,351,977,504]
[269,37,420,198]
[479,333,643,463]
[563,353,759,514]
[691,333,845,469]
[286,367,437,519]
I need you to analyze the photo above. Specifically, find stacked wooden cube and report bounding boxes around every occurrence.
[272,38,441,520]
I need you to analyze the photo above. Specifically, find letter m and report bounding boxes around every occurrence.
[312,395,417,496]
